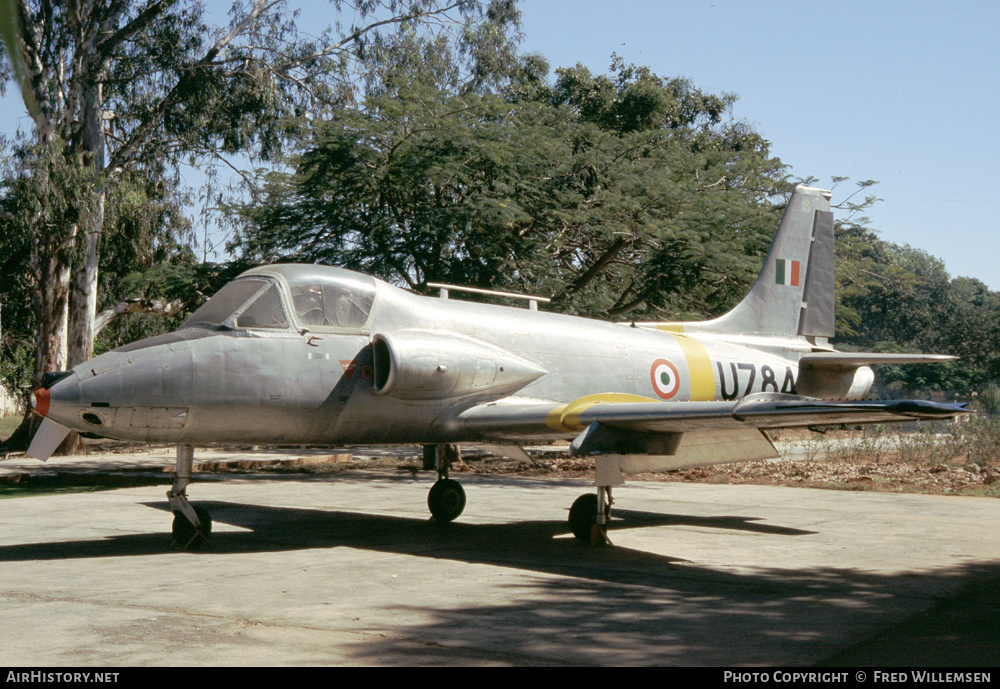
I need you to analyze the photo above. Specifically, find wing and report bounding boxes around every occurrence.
[458,392,970,472]
[797,352,957,369]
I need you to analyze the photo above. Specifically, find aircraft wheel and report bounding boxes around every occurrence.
[172,506,212,550]
[428,479,466,522]
[569,493,609,542]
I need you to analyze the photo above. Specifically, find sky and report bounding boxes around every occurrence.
[518,0,1000,290]
[2,1,998,289]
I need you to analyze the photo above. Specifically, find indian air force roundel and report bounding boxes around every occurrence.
[650,358,681,399]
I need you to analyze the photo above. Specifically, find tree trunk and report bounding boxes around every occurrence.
[5,224,78,455]
[68,192,104,367]
[32,231,72,384]
[68,81,106,369]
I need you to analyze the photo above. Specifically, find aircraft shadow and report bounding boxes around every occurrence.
[0,497,827,595]
[609,508,814,536]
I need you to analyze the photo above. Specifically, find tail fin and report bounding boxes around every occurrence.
[686,185,835,339]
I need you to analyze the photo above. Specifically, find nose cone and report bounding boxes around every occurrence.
[30,343,198,440]
[30,369,84,427]
[30,348,139,432]
[30,370,77,418]
[30,387,50,417]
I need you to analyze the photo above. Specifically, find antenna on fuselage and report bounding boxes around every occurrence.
[426,283,551,311]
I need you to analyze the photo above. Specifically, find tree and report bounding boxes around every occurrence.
[237,58,791,320]
[238,85,567,289]
[937,277,1000,391]
[0,0,522,449]
[0,142,37,406]
[834,222,1000,397]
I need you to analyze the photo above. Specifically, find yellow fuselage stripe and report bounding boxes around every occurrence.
[672,334,716,401]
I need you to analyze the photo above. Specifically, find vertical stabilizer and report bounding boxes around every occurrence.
[692,185,835,338]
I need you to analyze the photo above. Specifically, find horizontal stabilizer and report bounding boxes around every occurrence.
[796,352,957,399]
[25,417,71,461]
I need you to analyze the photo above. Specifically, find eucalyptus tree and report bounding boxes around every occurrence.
[0,0,521,448]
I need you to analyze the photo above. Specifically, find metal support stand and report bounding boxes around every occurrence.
[422,444,436,471]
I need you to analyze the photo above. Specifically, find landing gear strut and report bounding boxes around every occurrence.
[168,445,212,549]
[569,486,613,546]
[426,444,466,522]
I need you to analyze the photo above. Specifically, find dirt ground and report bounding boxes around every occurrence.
[199,429,999,498]
[446,428,1000,498]
[8,424,1000,499]
[451,455,1000,497]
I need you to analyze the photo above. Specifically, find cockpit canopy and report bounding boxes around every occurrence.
[181,265,377,333]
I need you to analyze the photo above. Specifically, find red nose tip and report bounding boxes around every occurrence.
[30,388,50,417]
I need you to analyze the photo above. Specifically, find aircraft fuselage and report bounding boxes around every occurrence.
[36,270,818,447]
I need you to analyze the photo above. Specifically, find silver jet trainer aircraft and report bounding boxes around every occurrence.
[27,186,967,547]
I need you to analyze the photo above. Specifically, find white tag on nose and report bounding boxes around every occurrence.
[25,417,72,461]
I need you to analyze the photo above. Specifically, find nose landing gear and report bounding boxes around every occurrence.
[168,445,212,550]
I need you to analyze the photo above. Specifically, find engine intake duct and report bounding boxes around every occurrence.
[372,330,546,401]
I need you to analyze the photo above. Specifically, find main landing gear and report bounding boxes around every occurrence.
[425,444,466,522]
[168,445,212,550]
[568,486,613,546]
[164,443,608,546]
[422,443,614,544]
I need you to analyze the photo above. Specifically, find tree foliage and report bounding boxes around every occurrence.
[836,232,1000,397]
[237,57,791,319]
[0,0,522,350]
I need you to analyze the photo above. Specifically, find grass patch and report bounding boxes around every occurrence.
[0,415,21,443]
[0,483,122,499]
[0,473,165,499]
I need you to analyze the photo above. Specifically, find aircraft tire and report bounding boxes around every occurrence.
[568,493,608,542]
[428,479,466,522]
[171,506,212,550]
